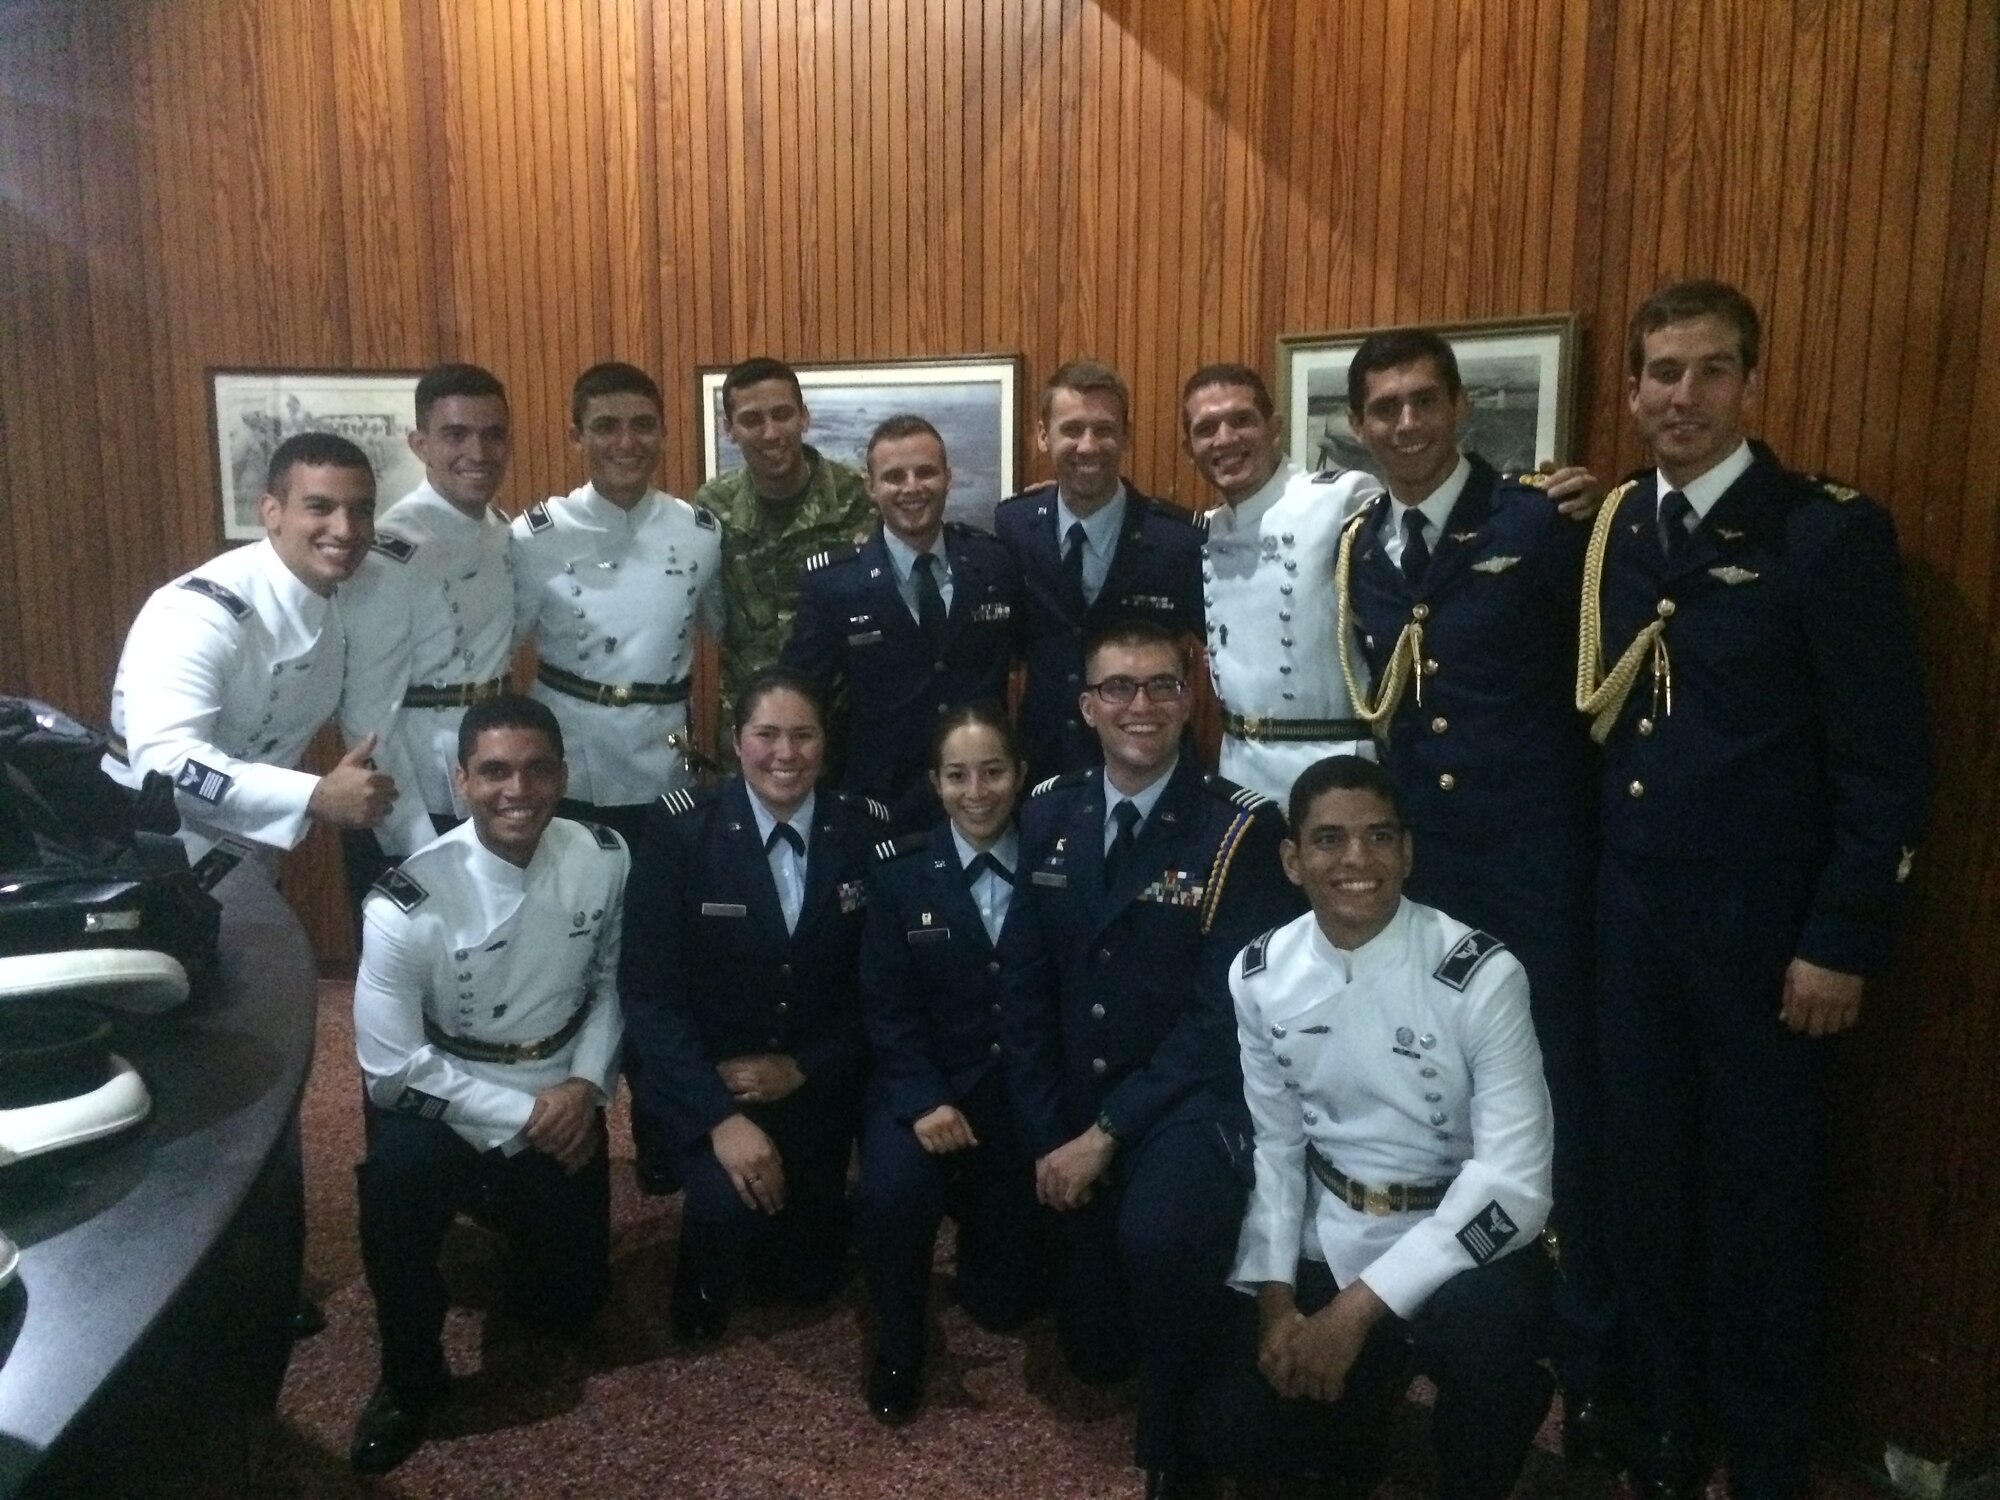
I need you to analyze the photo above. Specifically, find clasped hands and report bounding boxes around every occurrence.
[1255,1279,1389,1404]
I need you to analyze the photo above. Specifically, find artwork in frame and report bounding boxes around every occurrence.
[1276,314,1579,480]
[698,355,1023,532]
[209,368,424,542]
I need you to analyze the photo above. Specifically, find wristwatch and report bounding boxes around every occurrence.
[1094,1110,1122,1144]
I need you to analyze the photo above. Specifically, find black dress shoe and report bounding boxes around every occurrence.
[866,1356,922,1424]
[669,1275,731,1343]
[348,1381,440,1476]
[1562,1395,1618,1466]
[1143,1465,1216,1500]
[1630,1431,1704,1500]
[291,1296,327,1339]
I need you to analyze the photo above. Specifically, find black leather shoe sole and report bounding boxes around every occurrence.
[348,1381,439,1476]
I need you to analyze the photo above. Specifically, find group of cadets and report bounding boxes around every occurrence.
[97,277,1928,1500]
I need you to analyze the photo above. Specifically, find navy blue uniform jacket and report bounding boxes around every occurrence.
[782,522,1019,825]
[861,823,1018,1124]
[993,482,1205,778]
[1347,454,1595,839]
[618,778,890,1147]
[1591,442,1927,974]
[1001,759,1302,1159]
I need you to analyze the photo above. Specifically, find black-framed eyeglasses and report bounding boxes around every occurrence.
[1084,674,1188,706]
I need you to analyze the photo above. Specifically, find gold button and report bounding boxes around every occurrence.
[1411,603,1430,622]
[1628,780,1645,798]
[1657,598,1676,618]
[1637,717,1655,736]
[1430,716,1448,734]
[1438,773,1456,791]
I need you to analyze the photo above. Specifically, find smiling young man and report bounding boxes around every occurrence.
[781,413,1020,828]
[103,431,429,888]
[994,360,1205,782]
[1582,281,1928,1500]
[697,356,875,753]
[348,694,628,1476]
[1004,619,1299,1498]
[1200,754,1556,1500]
[511,362,723,845]
[1181,362,1383,805]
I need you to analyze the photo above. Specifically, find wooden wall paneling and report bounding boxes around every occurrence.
[1823,1,1891,485]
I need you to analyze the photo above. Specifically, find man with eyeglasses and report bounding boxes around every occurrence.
[1004,618,1301,1499]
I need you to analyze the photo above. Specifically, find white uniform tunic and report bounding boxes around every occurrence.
[1202,461,1381,804]
[1228,898,1553,1319]
[354,817,627,1153]
[511,484,723,805]
[103,539,430,865]
[342,482,517,819]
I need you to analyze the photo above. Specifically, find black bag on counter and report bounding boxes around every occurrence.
[0,697,220,1005]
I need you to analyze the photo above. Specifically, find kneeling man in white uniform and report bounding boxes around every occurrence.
[1200,754,1556,1500]
[349,693,628,1475]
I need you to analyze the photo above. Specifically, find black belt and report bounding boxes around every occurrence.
[404,676,508,709]
[1308,1145,1448,1215]
[1223,713,1372,744]
[537,661,691,708]
[423,1003,591,1064]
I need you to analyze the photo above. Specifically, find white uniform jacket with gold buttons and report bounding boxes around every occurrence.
[103,538,430,864]
[1227,898,1552,1318]
[1202,461,1382,803]
[342,482,517,822]
[511,484,723,805]
[354,817,627,1152]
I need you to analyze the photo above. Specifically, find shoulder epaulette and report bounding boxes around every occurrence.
[659,786,702,817]
[370,530,417,562]
[1242,927,1277,977]
[832,789,893,825]
[177,576,251,619]
[586,821,623,851]
[1803,474,1863,504]
[371,867,429,913]
[1504,469,1552,489]
[694,505,719,530]
[872,830,929,863]
[803,543,858,574]
[1434,929,1507,991]
[943,518,997,540]
[1206,774,1273,813]
[524,501,554,533]
[1030,769,1089,798]
[1312,465,1352,484]
[487,504,508,526]
[1194,508,1213,532]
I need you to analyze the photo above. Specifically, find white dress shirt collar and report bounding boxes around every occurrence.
[1658,439,1753,523]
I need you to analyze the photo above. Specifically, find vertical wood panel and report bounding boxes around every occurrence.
[1,0,1995,1457]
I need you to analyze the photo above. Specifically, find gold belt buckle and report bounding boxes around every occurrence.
[609,683,633,707]
[1241,715,1267,740]
[1362,1185,1394,1216]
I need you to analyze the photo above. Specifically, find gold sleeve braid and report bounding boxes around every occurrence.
[1574,480,1669,744]
[1199,810,1255,935]
[1333,509,1422,726]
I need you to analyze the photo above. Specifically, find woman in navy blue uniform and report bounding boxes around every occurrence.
[618,667,890,1341]
[853,702,1046,1422]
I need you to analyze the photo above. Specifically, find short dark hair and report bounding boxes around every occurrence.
[415,363,507,429]
[1041,358,1131,426]
[1180,363,1273,430]
[1625,278,1762,376]
[1346,330,1462,415]
[456,693,564,767]
[1082,617,1188,680]
[929,699,1023,773]
[266,432,373,497]
[732,666,828,735]
[865,413,947,472]
[1286,753,1405,838]
[570,362,662,429]
[720,357,805,421]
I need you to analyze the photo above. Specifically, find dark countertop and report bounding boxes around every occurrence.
[0,877,317,1491]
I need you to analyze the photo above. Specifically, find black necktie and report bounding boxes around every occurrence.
[912,551,947,651]
[964,851,1014,886]
[1658,489,1694,560]
[1104,800,1141,889]
[1401,508,1431,586]
[1064,521,1089,608]
[765,823,804,858]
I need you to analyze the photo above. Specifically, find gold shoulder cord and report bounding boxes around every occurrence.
[1200,810,1254,935]
[1334,510,1423,725]
[1575,480,1670,744]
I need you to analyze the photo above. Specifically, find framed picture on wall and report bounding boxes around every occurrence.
[1276,314,1579,480]
[208,368,425,541]
[697,354,1023,532]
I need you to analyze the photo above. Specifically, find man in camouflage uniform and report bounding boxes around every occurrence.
[695,356,874,762]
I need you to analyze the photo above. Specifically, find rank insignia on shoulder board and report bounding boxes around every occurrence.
[371,531,416,562]
[175,759,233,804]
[524,502,554,532]
[1455,1201,1519,1264]
[372,867,429,913]
[177,576,251,618]
[695,506,718,530]
[1510,470,1552,489]
[1434,930,1505,990]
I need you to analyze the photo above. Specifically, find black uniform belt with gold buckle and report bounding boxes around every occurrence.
[423,1003,590,1064]
[537,662,691,708]
[1223,713,1372,744]
[1308,1145,1449,1215]
[404,676,508,710]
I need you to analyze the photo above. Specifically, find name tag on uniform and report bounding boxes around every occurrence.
[700,902,747,917]
[906,926,952,944]
[1031,871,1068,888]
[847,631,885,646]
